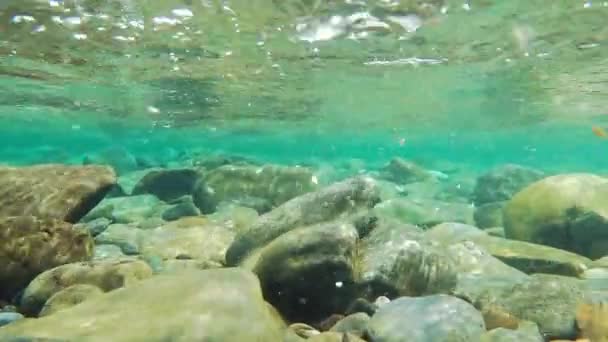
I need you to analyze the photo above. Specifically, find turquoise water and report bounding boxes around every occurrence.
[3,0,608,340]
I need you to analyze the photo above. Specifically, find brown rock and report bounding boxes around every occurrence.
[0,164,116,223]
[0,216,93,301]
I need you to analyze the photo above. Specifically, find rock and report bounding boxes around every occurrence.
[20,259,153,316]
[485,227,505,237]
[503,173,608,259]
[373,198,474,228]
[467,274,586,340]
[192,154,257,170]
[83,217,111,236]
[111,169,151,196]
[329,312,370,337]
[480,321,544,342]
[38,284,104,317]
[379,158,431,184]
[357,218,456,300]
[226,176,380,266]
[0,312,24,327]
[474,202,505,229]
[191,179,218,214]
[366,295,485,342]
[131,168,202,202]
[287,323,321,339]
[94,224,142,255]
[203,164,319,208]
[252,221,358,322]
[426,223,592,277]
[472,164,544,205]
[0,268,286,342]
[137,217,235,266]
[161,196,201,221]
[0,216,94,301]
[308,332,365,342]
[0,164,116,223]
[92,244,128,261]
[207,204,259,234]
[83,195,169,224]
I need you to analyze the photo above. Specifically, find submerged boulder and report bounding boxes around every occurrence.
[0,216,94,301]
[0,164,116,223]
[252,221,359,322]
[0,268,286,342]
[503,173,608,259]
[225,176,380,266]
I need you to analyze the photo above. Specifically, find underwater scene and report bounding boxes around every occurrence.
[2,0,608,341]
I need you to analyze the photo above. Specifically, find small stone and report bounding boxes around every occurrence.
[0,312,24,327]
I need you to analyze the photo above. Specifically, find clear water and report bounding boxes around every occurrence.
[2,0,608,173]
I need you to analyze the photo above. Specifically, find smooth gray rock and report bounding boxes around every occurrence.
[367,295,485,342]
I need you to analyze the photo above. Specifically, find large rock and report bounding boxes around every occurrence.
[0,164,116,223]
[472,164,544,205]
[357,218,457,300]
[0,216,94,301]
[0,268,286,341]
[503,173,608,259]
[366,295,486,342]
[94,217,234,269]
[20,259,153,316]
[225,176,380,266]
[251,221,359,322]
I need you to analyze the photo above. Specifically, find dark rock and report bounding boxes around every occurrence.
[472,164,544,205]
[366,295,485,342]
[0,216,93,302]
[225,176,380,266]
[0,164,116,223]
[131,168,201,202]
[252,222,359,323]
